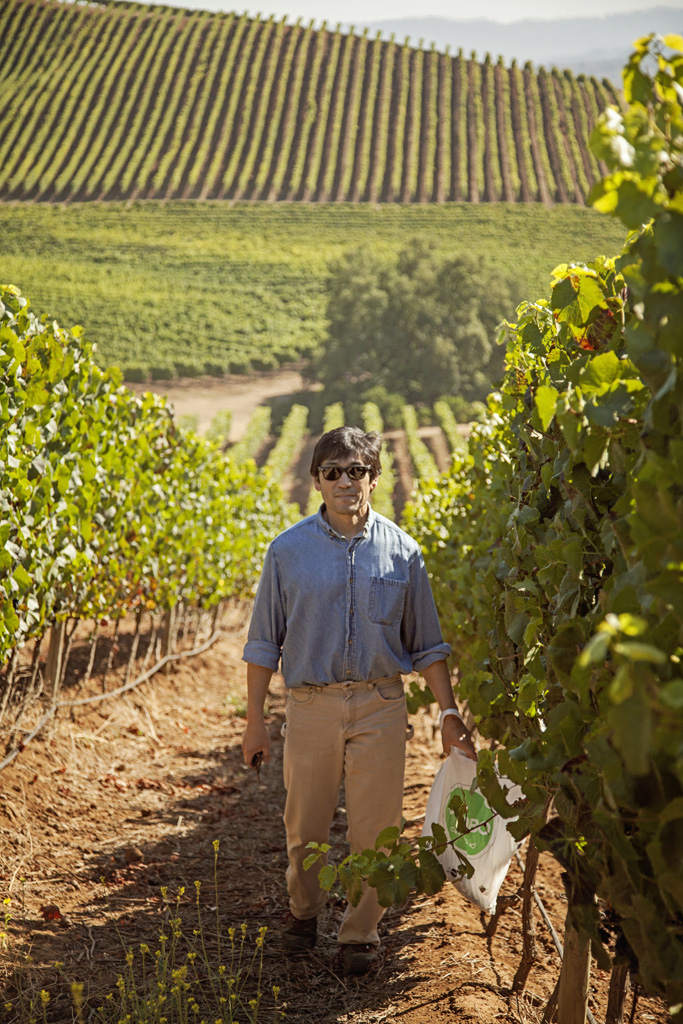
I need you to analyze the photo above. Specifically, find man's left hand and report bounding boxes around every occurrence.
[441,714,477,761]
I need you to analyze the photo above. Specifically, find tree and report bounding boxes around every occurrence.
[305,241,515,405]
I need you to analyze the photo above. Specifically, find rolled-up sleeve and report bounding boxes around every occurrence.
[242,546,286,672]
[403,550,451,672]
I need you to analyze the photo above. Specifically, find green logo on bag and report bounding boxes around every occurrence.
[444,787,493,856]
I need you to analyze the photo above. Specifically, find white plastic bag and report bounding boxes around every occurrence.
[421,748,524,915]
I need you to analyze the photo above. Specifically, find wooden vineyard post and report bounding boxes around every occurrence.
[161,606,176,670]
[124,607,144,685]
[101,617,121,692]
[606,963,630,1024]
[0,649,19,726]
[211,603,221,635]
[57,618,78,690]
[45,620,67,701]
[83,623,100,685]
[557,914,591,1024]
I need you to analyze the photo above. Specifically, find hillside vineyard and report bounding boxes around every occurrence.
[0,0,621,204]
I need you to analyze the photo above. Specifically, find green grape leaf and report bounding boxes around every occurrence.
[317,865,337,891]
[534,385,559,432]
[375,826,401,850]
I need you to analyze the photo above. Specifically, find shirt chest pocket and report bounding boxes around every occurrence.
[369,577,409,626]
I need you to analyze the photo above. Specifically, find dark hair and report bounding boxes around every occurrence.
[310,426,382,480]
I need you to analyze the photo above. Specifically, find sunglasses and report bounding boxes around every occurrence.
[319,463,373,481]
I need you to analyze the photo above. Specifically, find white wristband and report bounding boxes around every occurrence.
[439,707,463,730]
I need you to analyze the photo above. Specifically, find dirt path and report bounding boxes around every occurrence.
[129,369,306,440]
[0,618,667,1024]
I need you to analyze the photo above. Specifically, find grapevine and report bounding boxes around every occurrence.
[220,17,275,197]
[263,404,308,483]
[195,13,250,198]
[304,402,345,515]
[335,30,369,202]
[233,18,288,200]
[389,41,411,201]
[361,402,396,521]
[318,28,356,201]
[401,404,439,483]
[364,32,391,203]
[433,400,467,457]
[228,407,272,465]
[283,19,324,200]
[300,25,342,200]
[0,0,613,204]
[0,286,296,668]
[312,37,683,1016]
[257,21,305,198]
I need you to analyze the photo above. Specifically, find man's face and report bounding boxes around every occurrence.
[313,451,377,518]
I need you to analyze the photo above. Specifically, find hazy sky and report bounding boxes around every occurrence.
[149,0,683,24]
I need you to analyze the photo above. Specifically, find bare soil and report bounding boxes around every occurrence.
[128,369,306,441]
[0,616,667,1024]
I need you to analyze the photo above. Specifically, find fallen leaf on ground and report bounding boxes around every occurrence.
[136,777,163,790]
[40,905,62,921]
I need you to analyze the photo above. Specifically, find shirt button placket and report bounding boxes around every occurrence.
[347,546,354,675]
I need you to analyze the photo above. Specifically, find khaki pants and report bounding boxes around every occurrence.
[282,675,407,946]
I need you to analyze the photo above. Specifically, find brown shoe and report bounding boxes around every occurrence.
[340,942,380,975]
[282,913,317,952]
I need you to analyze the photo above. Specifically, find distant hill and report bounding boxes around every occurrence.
[0,0,622,204]
[354,9,683,83]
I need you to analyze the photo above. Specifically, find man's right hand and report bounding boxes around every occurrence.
[241,718,271,767]
[441,713,477,761]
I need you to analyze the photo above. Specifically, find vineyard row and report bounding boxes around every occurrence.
[0,278,464,701]
[224,399,462,522]
[0,0,620,204]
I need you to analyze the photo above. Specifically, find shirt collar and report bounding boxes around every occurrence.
[316,504,376,541]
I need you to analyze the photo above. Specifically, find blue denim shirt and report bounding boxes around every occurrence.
[242,506,450,687]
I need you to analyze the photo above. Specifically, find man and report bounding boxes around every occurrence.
[241,426,476,975]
